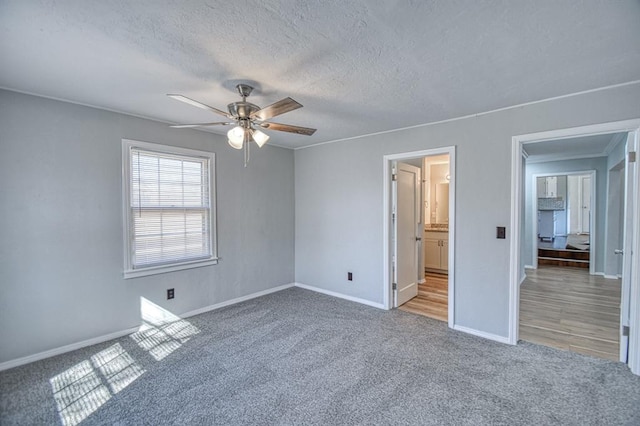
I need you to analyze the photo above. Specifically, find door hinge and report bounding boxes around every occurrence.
[392,283,397,290]
[392,174,397,181]
[629,152,636,163]
[623,326,630,337]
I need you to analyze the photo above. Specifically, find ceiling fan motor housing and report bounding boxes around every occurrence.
[227,101,260,120]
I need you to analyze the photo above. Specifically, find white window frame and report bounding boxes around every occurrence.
[122,139,218,279]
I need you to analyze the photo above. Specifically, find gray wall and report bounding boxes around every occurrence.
[0,90,295,363]
[524,158,607,271]
[607,135,627,170]
[295,82,640,338]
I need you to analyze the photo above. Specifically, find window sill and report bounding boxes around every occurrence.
[124,258,219,279]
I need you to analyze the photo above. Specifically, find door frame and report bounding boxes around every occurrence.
[383,146,456,328]
[509,119,640,375]
[530,170,596,275]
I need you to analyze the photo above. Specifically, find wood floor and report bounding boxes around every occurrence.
[519,266,621,361]
[399,273,448,322]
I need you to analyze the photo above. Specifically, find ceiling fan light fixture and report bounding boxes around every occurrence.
[251,129,270,148]
[227,126,245,149]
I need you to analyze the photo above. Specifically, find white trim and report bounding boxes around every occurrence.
[294,80,640,151]
[294,282,386,309]
[453,325,511,345]
[603,274,620,280]
[418,278,426,284]
[509,133,523,345]
[530,170,596,276]
[383,146,456,328]
[524,264,536,269]
[124,258,219,279]
[0,326,139,372]
[510,119,640,373]
[181,283,295,318]
[0,283,295,372]
[520,274,526,286]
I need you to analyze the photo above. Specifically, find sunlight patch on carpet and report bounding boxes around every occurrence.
[130,297,200,361]
[50,343,144,426]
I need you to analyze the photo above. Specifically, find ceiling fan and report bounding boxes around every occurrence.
[167,84,316,165]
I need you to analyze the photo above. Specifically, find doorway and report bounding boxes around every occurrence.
[532,170,595,274]
[399,154,450,322]
[382,146,456,328]
[509,120,640,374]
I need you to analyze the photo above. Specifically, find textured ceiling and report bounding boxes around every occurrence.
[1,1,639,149]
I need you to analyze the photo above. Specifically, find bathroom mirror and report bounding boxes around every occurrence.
[435,182,449,223]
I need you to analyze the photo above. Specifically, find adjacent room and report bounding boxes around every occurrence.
[2,1,640,425]
[518,133,629,362]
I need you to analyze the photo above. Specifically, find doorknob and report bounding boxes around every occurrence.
[415,237,422,241]
[614,249,624,255]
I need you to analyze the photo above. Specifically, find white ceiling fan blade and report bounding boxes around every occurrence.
[167,94,230,117]
[170,122,232,128]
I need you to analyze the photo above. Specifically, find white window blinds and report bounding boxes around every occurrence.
[123,140,216,277]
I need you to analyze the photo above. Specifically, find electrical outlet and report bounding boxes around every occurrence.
[348,272,353,281]
[167,288,175,299]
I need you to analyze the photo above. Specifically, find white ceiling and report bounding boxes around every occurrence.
[524,133,627,163]
[1,1,639,149]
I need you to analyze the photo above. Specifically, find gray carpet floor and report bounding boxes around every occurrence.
[1,287,639,425]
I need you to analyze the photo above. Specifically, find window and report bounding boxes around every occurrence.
[122,139,217,278]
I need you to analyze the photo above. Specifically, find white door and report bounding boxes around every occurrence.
[580,176,592,234]
[393,162,421,307]
[619,134,636,362]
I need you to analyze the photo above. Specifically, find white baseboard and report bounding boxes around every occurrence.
[0,283,296,372]
[603,274,620,280]
[0,326,139,372]
[453,325,511,345]
[295,282,386,310]
[418,278,426,284]
[524,264,535,270]
[182,283,295,318]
